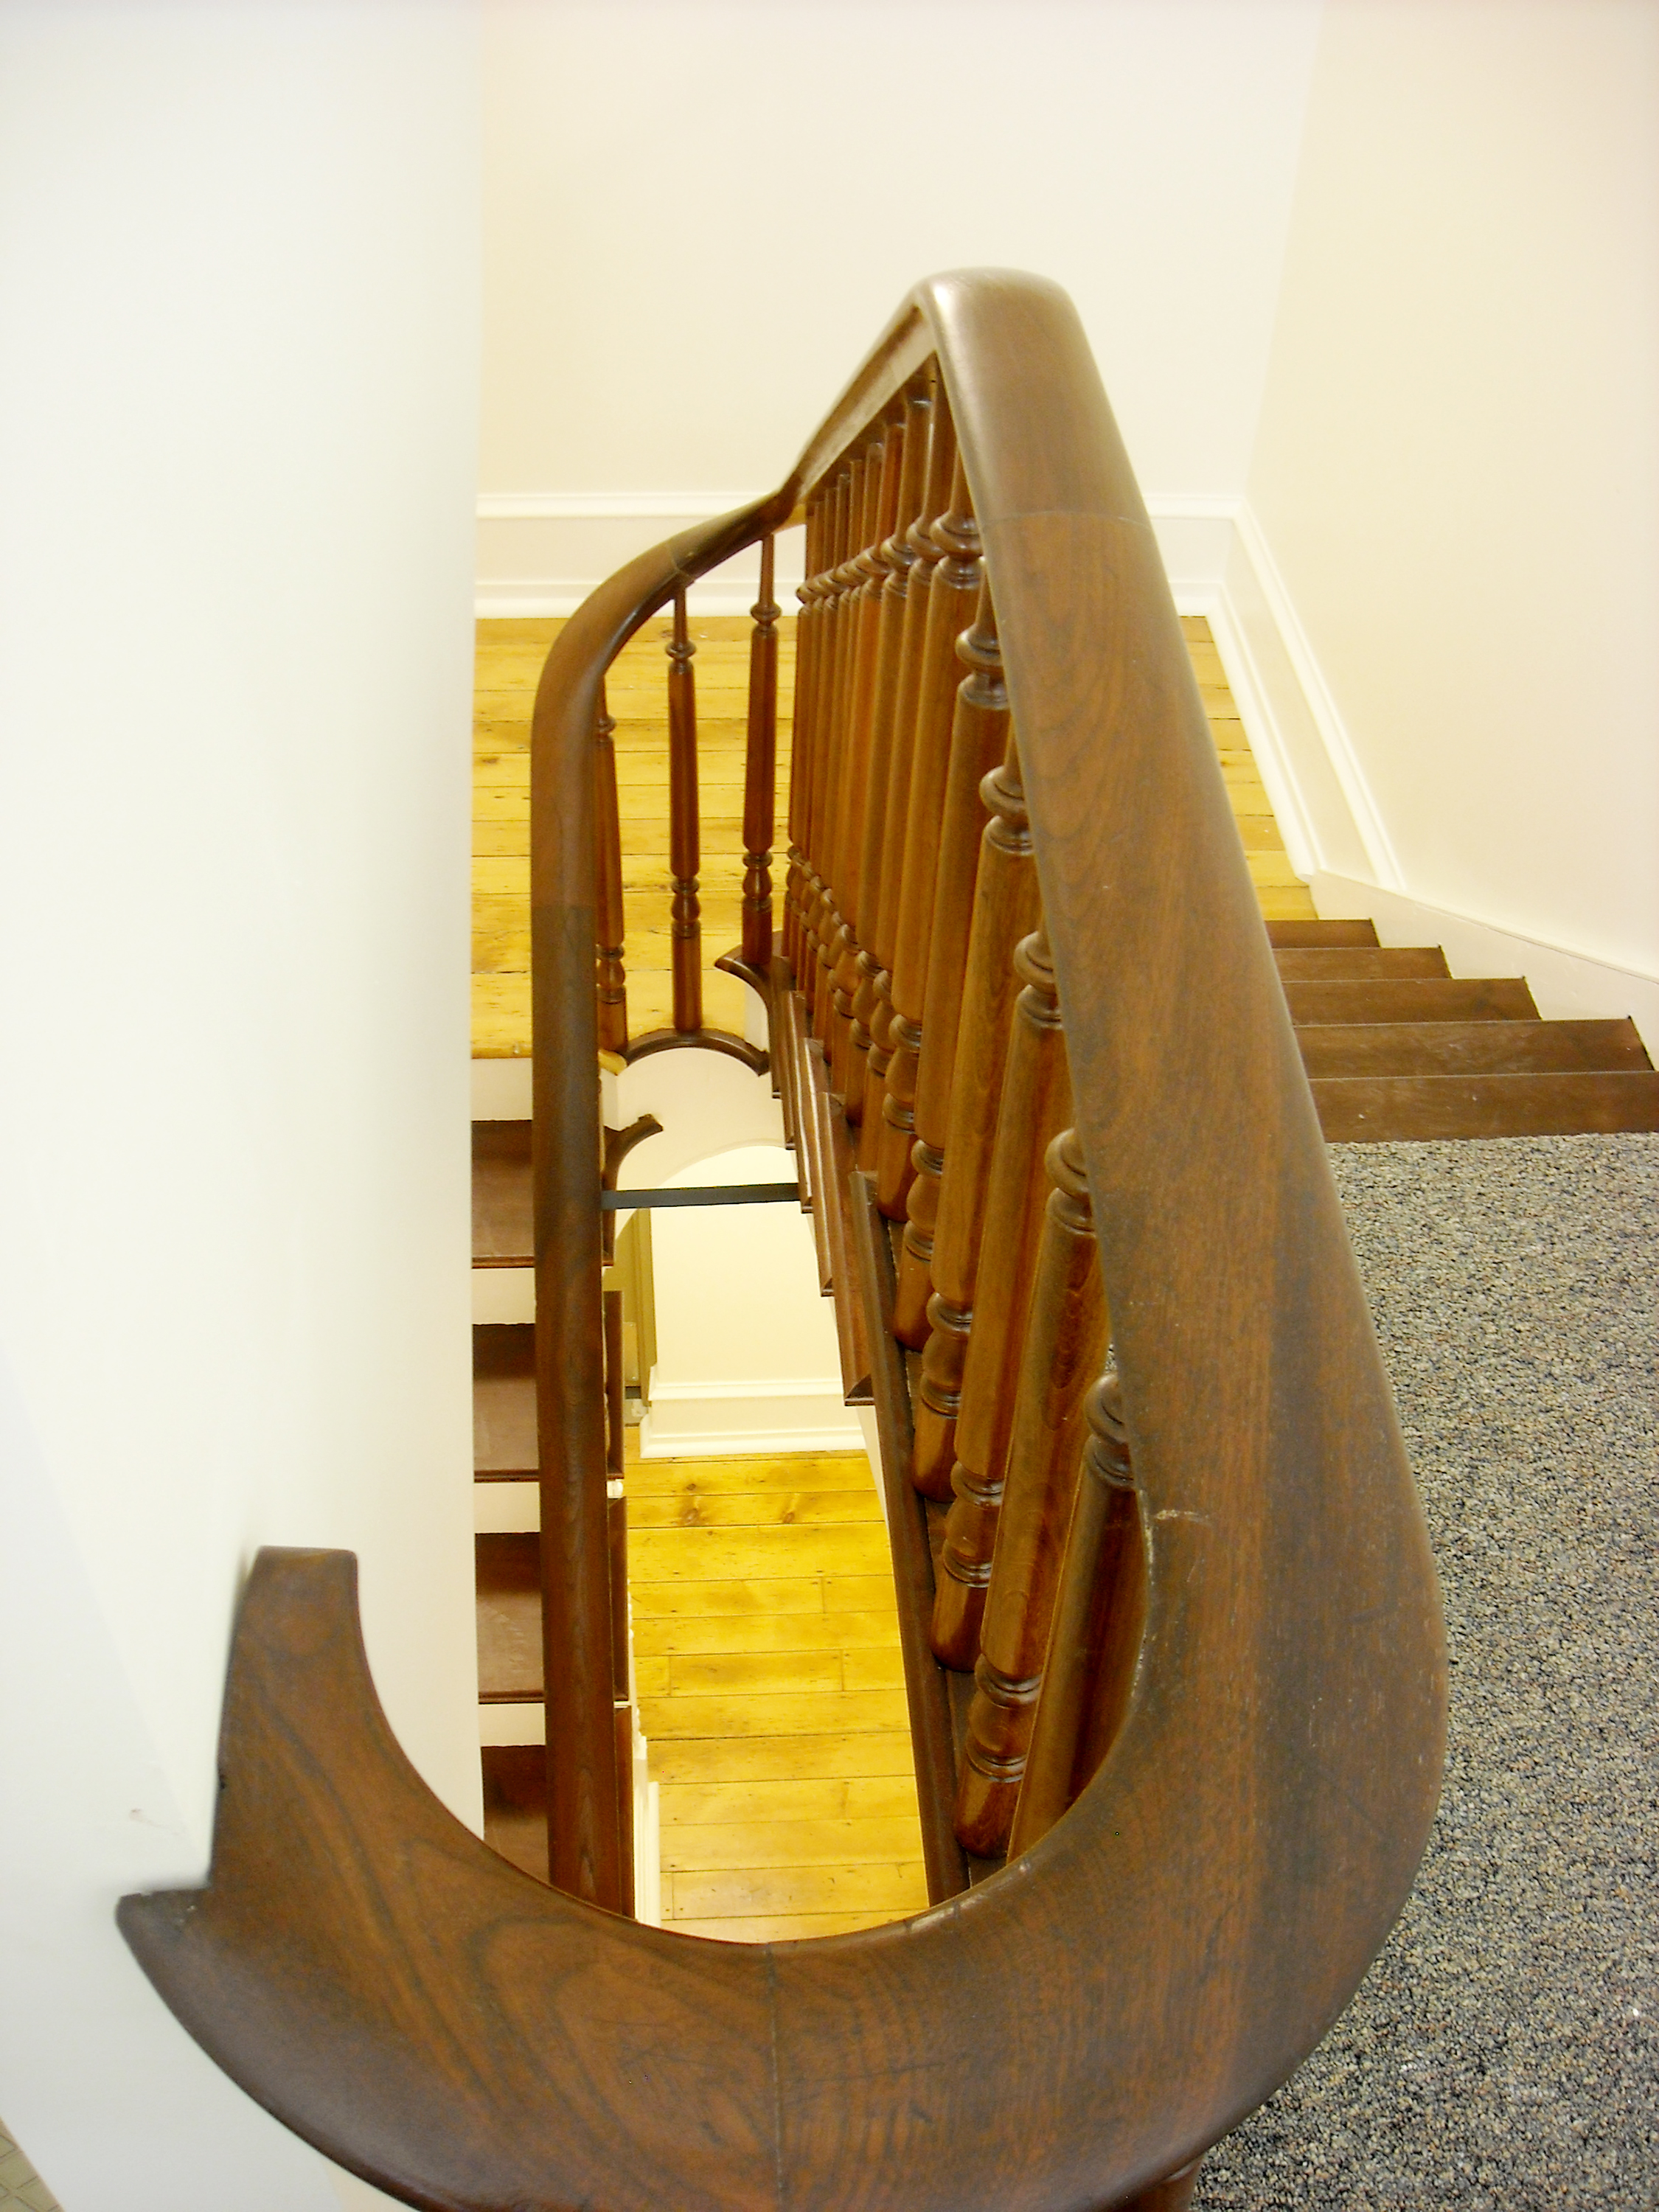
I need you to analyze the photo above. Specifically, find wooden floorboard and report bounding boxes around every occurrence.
[470,611,1315,1059]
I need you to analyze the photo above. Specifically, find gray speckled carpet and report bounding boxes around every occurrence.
[1196,1135,1658,2211]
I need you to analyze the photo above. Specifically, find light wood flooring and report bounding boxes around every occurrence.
[625,1439,926,1941]
[470,613,1312,1059]
[474,610,1313,1938]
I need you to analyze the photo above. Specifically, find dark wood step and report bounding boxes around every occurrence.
[474,1323,536,1478]
[473,1120,532,1266]
[1283,975,1539,1026]
[481,1745,549,1885]
[1298,1018,1652,1081]
[1273,945,1448,981]
[1313,1069,1659,1143]
[1265,918,1379,949]
[476,1531,543,1702]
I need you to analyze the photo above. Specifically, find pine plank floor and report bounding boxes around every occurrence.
[470,612,1313,1059]
[625,1440,929,1943]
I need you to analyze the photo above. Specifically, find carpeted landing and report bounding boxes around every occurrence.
[1197,1133,1657,2211]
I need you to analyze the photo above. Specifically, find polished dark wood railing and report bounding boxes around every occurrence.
[121,271,1446,2212]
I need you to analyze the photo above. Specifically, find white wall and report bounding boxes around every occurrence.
[0,6,481,2206]
[1242,0,1659,994]
[477,0,1324,606]
[637,1144,862,1456]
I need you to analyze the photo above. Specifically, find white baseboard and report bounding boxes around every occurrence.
[639,1374,861,1458]
[476,493,1242,621]
[1310,872,1659,1060]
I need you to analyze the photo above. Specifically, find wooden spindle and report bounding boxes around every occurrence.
[798,478,844,984]
[930,928,1071,1649]
[1007,1371,1145,1859]
[665,585,701,1034]
[892,582,1007,1345]
[827,414,905,1106]
[860,386,958,1169]
[740,535,779,973]
[785,493,826,973]
[849,382,931,1120]
[801,466,853,1026]
[813,445,880,1034]
[593,680,629,1057]
[952,1130,1107,1854]
[604,1287,634,1918]
[874,459,984,1220]
[908,726,1040,1496]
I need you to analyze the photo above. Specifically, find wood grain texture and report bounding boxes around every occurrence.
[128,274,1442,2212]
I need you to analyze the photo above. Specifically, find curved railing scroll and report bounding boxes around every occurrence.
[120,272,1446,2212]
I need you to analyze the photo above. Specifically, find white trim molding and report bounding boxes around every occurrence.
[475,490,1249,621]
[1212,504,1403,890]
[638,1374,863,1459]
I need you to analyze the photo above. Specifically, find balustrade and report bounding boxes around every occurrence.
[125,275,1445,2212]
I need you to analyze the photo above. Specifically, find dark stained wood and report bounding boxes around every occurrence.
[1314,1067,1659,1141]
[876,455,984,1220]
[1281,974,1538,1024]
[740,534,780,971]
[122,278,1447,2212]
[1296,1015,1652,1078]
[933,930,1071,1644]
[910,728,1042,1496]
[954,1130,1107,1853]
[603,1290,625,1481]
[470,1119,532,1266]
[480,1743,549,1885]
[859,387,958,1172]
[827,414,906,1107]
[816,1072,875,1403]
[593,681,629,1055]
[475,1531,543,1703]
[894,578,1009,1346]
[784,493,827,973]
[1265,918,1378,948]
[1275,944,1447,980]
[1008,1374,1144,1858]
[473,1323,536,1478]
[601,1113,662,1265]
[847,1178,970,1905]
[665,585,703,1035]
[849,383,932,1127]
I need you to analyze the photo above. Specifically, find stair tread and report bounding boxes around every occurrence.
[473,1119,532,1267]
[1312,1068,1659,1143]
[1284,975,1539,1026]
[1298,1018,1652,1079]
[476,1530,543,1701]
[474,1323,537,1478]
[1274,946,1448,981]
[1265,919,1379,949]
[481,1745,549,1885]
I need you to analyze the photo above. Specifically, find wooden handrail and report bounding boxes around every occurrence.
[121,271,1445,2209]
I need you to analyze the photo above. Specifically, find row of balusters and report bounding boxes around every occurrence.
[782,364,1146,1860]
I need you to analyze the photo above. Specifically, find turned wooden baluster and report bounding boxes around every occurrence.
[874,457,984,1220]
[892,581,1007,1343]
[804,464,856,1030]
[665,586,701,1034]
[849,380,931,1123]
[593,680,628,1056]
[907,725,1042,1495]
[827,414,905,1107]
[953,1130,1107,1854]
[740,535,780,973]
[812,445,881,1036]
[602,1287,634,1916]
[785,493,826,973]
[796,469,846,998]
[1006,1369,1147,1859]
[859,386,958,1170]
[931,929,1071,1655]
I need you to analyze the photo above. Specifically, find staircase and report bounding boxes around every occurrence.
[118,269,1647,2212]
